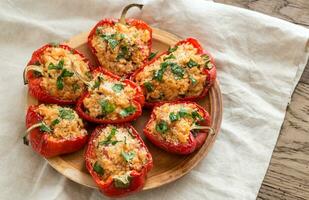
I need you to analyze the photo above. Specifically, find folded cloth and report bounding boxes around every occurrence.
[0,0,308,199]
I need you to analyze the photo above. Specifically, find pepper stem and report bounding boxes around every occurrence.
[23,123,42,146]
[191,126,215,135]
[23,65,43,85]
[119,4,144,24]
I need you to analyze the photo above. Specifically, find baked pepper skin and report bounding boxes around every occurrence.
[76,67,145,124]
[132,38,217,107]
[25,105,89,158]
[85,124,153,197]
[87,4,152,77]
[143,101,211,155]
[24,44,93,105]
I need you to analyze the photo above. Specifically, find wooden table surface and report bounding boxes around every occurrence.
[214,0,309,199]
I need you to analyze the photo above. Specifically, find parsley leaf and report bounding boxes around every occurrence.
[121,151,135,162]
[148,51,158,61]
[101,34,119,49]
[112,83,124,93]
[192,111,204,121]
[179,108,191,118]
[92,76,103,89]
[144,82,154,92]
[163,54,176,61]
[39,122,52,133]
[56,68,74,90]
[120,106,136,117]
[170,63,185,79]
[99,127,117,146]
[48,59,64,70]
[153,62,169,81]
[116,46,130,60]
[99,99,115,114]
[93,161,104,175]
[50,119,60,127]
[187,59,198,68]
[155,120,169,134]
[189,76,197,85]
[59,108,75,120]
[169,112,180,122]
[168,46,178,53]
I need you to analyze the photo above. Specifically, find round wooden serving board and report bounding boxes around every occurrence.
[27,28,223,190]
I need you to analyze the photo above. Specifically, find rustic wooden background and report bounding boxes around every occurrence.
[214,0,309,199]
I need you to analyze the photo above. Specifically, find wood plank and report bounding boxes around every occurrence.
[257,82,309,200]
[214,1,309,199]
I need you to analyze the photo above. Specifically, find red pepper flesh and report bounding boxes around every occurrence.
[76,67,144,124]
[143,101,211,154]
[132,38,216,107]
[25,105,89,158]
[25,44,94,105]
[85,124,153,197]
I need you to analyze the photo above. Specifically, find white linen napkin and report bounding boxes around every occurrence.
[0,0,308,199]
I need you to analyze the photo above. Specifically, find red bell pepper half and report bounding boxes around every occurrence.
[24,105,89,158]
[76,67,144,124]
[23,43,93,105]
[85,124,153,197]
[144,101,213,154]
[132,38,217,107]
[87,4,152,77]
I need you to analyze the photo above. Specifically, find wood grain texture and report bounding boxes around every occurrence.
[214,0,309,199]
[28,28,223,191]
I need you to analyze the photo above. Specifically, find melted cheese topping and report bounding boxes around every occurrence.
[91,23,150,76]
[35,47,90,100]
[91,125,149,180]
[148,103,204,144]
[36,104,87,139]
[83,73,138,120]
[135,43,212,102]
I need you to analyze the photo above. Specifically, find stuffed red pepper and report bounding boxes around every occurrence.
[132,38,216,107]
[144,102,213,154]
[76,67,144,124]
[24,104,88,158]
[23,43,93,105]
[85,124,153,197]
[88,4,152,77]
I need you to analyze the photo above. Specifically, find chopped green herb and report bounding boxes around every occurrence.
[192,111,204,121]
[39,122,52,133]
[93,161,104,175]
[144,82,154,92]
[163,54,176,61]
[48,59,64,70]
[72,82,80,92]
[101,34,119,49]
[189,76,197,85]
[92,76,103,89]
[50,119,60,127]
[121,151,135,162]
[187,59,198,68]
[169,112,180,122]
[153,62,169,81]
[120,106,136,117]
[168,46,178,53]
[56,68,74,90]
[59,108,75,120]
[148,51,158,61]
[99,127,117,146]
[116,46,130,60]
[202,54,213,69]
[170,63,185,79]
[99,99,115,114]
[155,120,169,134]
[85,71,93,80]
[179,108,191,118]
[113,174,131,188]
[112,83,124,93]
